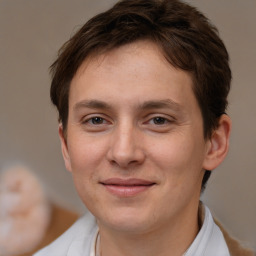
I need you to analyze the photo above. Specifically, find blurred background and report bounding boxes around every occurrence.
[0,0,255,250]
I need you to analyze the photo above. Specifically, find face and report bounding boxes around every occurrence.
[60,41,213,235]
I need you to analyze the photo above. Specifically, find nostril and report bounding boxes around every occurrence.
[109,157,144,169]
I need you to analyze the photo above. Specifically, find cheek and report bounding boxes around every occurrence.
[67,136,107,207]
[67,134,109,176]
[149,136,205,207]
[149,136,191,167]
[148,134,205,180]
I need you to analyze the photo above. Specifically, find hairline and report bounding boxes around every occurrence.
[62,38,211,138]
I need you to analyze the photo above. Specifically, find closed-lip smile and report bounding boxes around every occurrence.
[100,178,156,197]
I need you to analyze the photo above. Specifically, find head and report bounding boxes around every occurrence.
[51,0,231,190]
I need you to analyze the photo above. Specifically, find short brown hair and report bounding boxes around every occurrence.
[50,0,231,189]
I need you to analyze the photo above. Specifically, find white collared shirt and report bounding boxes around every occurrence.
[34,205,230,256]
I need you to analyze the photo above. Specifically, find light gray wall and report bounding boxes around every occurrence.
[0,0,255,250]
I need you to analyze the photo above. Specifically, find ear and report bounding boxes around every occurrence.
[203,114,231,171]
[58,124,72,172]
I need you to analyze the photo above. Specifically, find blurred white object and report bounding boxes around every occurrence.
[0,166,51,256]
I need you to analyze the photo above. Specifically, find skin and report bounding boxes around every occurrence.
[59,40,231,256]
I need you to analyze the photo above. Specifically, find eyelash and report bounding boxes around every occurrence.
[82,116,110,125]
[82,116,173,126]
[81,114,175,132]
[83,115,172,123]
[147,116,171,125]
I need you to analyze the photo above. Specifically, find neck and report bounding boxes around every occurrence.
[98,202,201,256]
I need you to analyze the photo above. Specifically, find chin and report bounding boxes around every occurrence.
[96,207,158,234]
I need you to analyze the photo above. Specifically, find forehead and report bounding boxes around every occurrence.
[76,40,168,77]
[69,40,198,113]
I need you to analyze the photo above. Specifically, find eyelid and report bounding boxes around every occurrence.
[81,114,112,125]
[143,114,176,124]
[85,117,108,125]
[148,117,170,125]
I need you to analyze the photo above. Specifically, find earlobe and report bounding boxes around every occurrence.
[203,114,232,171]
[58,124,72,172]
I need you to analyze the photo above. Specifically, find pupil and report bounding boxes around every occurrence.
[154,117,165,124]
[92,117,103,124]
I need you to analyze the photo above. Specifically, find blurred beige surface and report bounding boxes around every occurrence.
[0,0,255,251]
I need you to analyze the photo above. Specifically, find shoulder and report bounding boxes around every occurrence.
[33,211,97,256]
[215,219,255,256]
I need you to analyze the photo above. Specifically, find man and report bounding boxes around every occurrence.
[35,0,233,255]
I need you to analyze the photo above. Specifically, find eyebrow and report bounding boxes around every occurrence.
[73,99,183,112]
[140,99,182,112]
[74,100,112,111]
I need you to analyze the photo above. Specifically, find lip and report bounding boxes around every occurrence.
[100,178,156,197]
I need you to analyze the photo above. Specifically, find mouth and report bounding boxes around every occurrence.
[100,178,156,197]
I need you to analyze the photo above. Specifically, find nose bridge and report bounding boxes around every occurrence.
[107,119,144,167]
[117,122,136,153]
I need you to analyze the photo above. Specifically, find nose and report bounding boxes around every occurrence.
[106,124,146,168]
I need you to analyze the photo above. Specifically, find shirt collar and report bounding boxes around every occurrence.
[88,204,230,256]
[89,227,99,256]
[184,204,230,256]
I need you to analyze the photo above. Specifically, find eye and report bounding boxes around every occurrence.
[147,116,171,126]
[83,116,109,125]
[151,117,168,125]
[81,115,111,132]
[142,115,175,132]
[89,117,105,125]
